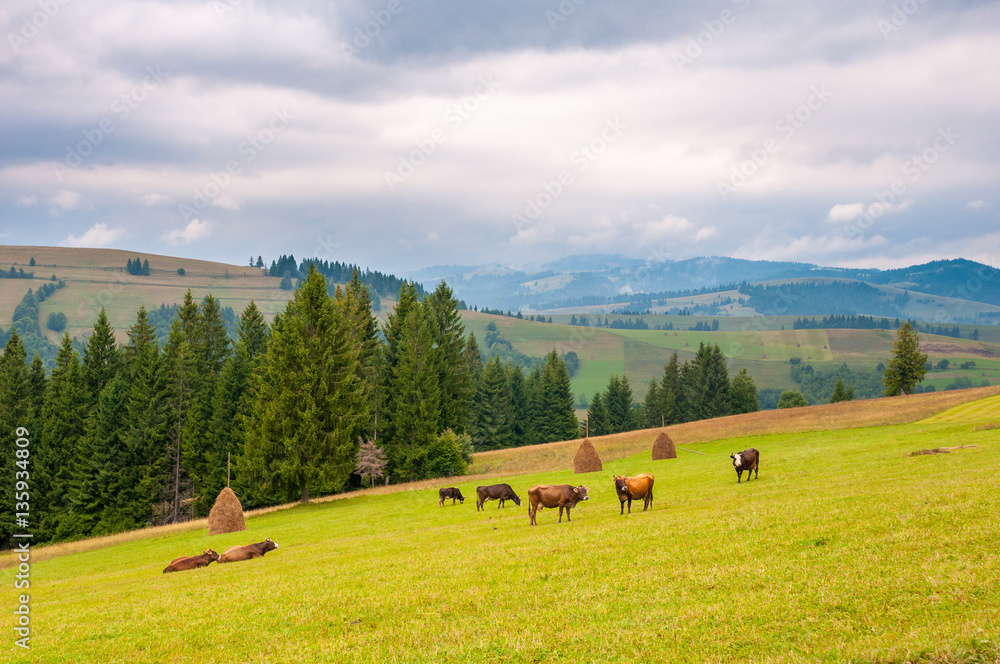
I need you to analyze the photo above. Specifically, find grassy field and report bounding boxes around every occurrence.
[5,388,1000,663]
[462,311,1000,400]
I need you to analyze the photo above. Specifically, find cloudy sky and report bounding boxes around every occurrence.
[2,0,998,274]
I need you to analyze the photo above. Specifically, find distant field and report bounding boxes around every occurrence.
[5,388,999,663]
[462,311,1000,400]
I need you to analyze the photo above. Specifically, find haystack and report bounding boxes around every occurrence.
[208,487,246,535]
[574,438,602,473]
[651,431,677,460]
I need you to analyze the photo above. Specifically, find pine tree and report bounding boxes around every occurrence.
[425,282,473,434]
[659,352,682,425]
[506,364,530,447]
[730,368,760,413]
[241,266,368,503]
[162,317,199,523]
[82,307,121,406]
[471,355,514,451]
[536,349,579,443]
[883,322,928,396]
[643,379,661,428]
[701,343,731,418]
[0,330,29,546]
[586,391,610,437]
[236,300,269,359]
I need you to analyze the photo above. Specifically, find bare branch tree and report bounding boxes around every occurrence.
[355,438,388,489]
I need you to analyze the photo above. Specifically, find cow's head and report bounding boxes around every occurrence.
[205,549,220,561]
[512,494,522,507]
[574,486,590,501]
[613,476,629,498]
[731,453,743,468]
[263,538,278,552]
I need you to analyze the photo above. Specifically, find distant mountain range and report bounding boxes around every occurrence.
[414,256,1000,325]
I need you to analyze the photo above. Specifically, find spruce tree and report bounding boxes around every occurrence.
[643,379,661,428]
[506,364,530,447]
[537,349,579,443]
[730,368,760,414]
[425,282,473,434]
[0,330,29,546]
[586,391,610,437]
[883,322,927,396]
[82,307,121,405]
[659,352,682,425]
[236,299,269,359]
[241,266,369,503]
[471,355,513,451]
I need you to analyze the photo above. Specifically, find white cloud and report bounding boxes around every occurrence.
[164,219,212,245]
[634,215,693,240]
[14,195,38,207]
[695,226,719,242]
[59,223,124,248]
[50,190,80,211]
[826,203,865,223]
[963,200,991,210]
[210,195,243,211]
[141,193,170,206]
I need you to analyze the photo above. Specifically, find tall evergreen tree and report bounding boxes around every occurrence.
[659,352,682,425]
[605,374,637,433]
[536,349,579,443]
[730,368,760,414]
[883,322,928,396]
[241,266,369,503]
[0,330,29,546]
[471,355,514,451]
[506,364,531,447]
[425,282,473,434]
[586,391,610,437]
[82,307,120,405]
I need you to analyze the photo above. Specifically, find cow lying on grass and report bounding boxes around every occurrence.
[218,538,279,563]
[162,549,220,573]
[613,473,654,514]
[528,485,589,525]
[439,487,464,506]
[730,448,759,483]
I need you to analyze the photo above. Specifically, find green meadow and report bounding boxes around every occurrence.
[6,395,1000,663]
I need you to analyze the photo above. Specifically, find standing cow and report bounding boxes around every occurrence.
[162,549,220,573]
[730,448,759,483]
[476,484,521,511]
[527,485,589,525]
[613,473,654,514]
[438,487,465,506]
[218,538,279,563]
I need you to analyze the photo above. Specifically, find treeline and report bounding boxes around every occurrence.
[739,282,908,318]
[586,344,759,436]
[0,268,582,548]
[264,254,424,302]
[792,315,974,339]
[2,282,67,368]
[788,362,884,404]
[541,283,741,311]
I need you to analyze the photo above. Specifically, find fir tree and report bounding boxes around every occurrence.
[506,364,530,447]
[82,308,121,405]
[586,391,610,437]
[241,266,369,503]
[472,355,514,451]
[643,379,661,428]
[0,330,29,546]
[536,349,579,443]
[883,322,928,396]
[730,368,760,413]
[425,282,473,434]
[659,352,682,425]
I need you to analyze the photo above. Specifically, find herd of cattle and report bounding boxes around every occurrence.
[163,449,760,572]
[440,447,761,525]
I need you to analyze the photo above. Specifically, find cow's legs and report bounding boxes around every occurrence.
[566,507,571,522]
[558,506,563,523]
[627,496,632,514]
[620,500,624,515]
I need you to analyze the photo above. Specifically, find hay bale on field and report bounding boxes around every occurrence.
[208,487,246,535]
[652,431,677,460]
[574,438,602,473]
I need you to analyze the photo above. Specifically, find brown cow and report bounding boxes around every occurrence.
[613,473,654,514]
[476,484,521,511]
[527,485,589,525]
[162,549,220,573]
[218,538,279,563]
[439,487,465,506]
[730,448,759,483]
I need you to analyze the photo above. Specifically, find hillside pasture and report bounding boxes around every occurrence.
[5,390,1000,663]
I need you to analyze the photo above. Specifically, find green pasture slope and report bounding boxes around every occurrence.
[7,396,1000,663]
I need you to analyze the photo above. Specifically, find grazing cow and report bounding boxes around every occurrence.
[162,549,220,573]
[476,484,521,511]
[218,538,279,563]
[613,473,654,514]
[439,487,465,506]
[730,448,759,483]
[527,485,589,525]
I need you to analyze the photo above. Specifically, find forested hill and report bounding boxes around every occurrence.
[417,256,1000,324]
